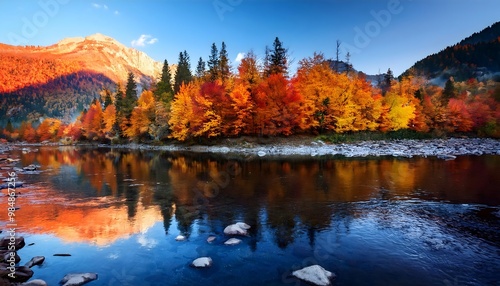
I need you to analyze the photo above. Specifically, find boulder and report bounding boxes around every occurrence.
[206,236,216,243]
[175,235,186,241]
[224,238,241,245]
[0,265,34,283]
[437,154,456,161]
[0,236,25,250]
[59,273,98,286]
[191,257,212,268]
[1,250,21,264]
[223,222,251,236]
[24,256,45,268]
[22,279,48,286]
[292,265,335,286]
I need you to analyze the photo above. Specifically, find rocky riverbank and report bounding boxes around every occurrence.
[3,137,500,159]
[104,138,500,159]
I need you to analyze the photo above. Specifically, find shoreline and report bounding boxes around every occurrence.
[6,137,499,159]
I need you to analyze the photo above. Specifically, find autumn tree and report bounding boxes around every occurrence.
[81,100,103,140]
[18,122,37,142]
[254,73,302,135]
[169,83,197,141]
[382,76,417,131]
[174,51,192,94]
[125,90,156,139]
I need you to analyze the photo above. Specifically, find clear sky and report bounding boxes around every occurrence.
[1,0,499,76]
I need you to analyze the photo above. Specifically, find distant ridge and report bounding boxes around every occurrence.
[402,22,500,82]
[0,34,173,124]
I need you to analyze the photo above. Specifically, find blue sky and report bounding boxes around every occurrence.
[1,0,499,76]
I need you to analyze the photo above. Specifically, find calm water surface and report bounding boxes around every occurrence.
[1,147,499,286]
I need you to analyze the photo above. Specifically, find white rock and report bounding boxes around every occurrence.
[224,238,242,245]
[292,265,335,286]
[257,151,266,157]
[175,235,186,241]
[191,257,212,268]
[22,279,47,286]
[207,236,216,243]
[224,222,251,236]
[60,273,98,286]
[437,154,456,160]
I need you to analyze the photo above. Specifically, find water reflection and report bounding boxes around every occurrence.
[1,147,500,285]
[2,147,498,249]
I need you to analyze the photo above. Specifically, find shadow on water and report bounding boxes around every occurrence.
[1,146,499,285]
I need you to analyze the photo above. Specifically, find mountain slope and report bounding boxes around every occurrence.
[402,22,500,82]
[0,33,169,124]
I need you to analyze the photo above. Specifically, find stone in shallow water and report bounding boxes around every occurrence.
[191,257,212,268]
[437,154,456,160]
[257,151,266,157]
[223,222,251,236]
[292,265,335,286]
[22,279,47,286]
[175,235,186,241]
[207,236,216,243]
[59,273,98,286]
[224,238,241,245]
[24,256,45,268]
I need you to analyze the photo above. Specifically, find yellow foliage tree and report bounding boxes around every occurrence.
[169,83,197,141]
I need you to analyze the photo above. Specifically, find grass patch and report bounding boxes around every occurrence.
[316,130,437,143]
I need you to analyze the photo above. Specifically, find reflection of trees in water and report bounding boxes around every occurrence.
[21,148,500,250]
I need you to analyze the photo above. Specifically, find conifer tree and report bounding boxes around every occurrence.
[123,72,138,118]
[265,37,288,77]
[174,51,192,94]
[196,57,206,79]
[219,41,231,83]
[207,43,219,82]
[156,59,174,103]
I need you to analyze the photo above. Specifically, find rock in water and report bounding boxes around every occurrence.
[1,266,34,283]
[0,236,25,250]
[257,151,266,157]
[24,256,45,268]
[191,257,212,268]
[175,235,186,241]
[224,238,242,245]
[292,265,335,286]
[437,154,456,161]
[22,279,48,286]
[207,236,216,243]
[223,222,251,236]
[60,273,98,286]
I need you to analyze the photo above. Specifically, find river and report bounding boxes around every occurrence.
[1,146,499,285]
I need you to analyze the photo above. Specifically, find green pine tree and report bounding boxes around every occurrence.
[174,51,193,95]
[442,78,456,101]
[5,119,14,133]
[196,57,206,79]
[103,89,113,108]
[207,43,219,82]
[219,41,230,83]
[265,37,288,76]
[155,59,174,103]
[123,72,138,118]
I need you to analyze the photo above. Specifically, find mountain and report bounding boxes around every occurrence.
[0,33,170,125]
[402,22,500,83]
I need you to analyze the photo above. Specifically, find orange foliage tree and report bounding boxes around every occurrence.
[254,73,302,135]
